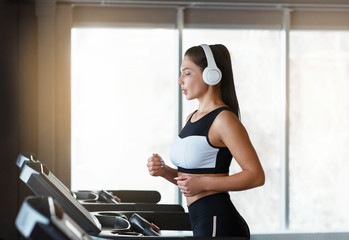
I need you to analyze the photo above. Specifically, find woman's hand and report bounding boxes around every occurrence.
[147,153,166,177]
[175,175,206,197]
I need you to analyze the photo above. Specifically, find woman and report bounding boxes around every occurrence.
[147,44,265,238]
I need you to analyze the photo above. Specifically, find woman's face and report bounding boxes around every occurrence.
[178,56,208,100]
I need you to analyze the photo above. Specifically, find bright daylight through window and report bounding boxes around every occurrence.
[71,28,178,204]
[71,27,349,233]
[289,30,349,231]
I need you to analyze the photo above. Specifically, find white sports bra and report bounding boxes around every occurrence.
[170,107,233,174]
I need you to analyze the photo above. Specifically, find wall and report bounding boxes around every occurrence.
[0,1,37,239]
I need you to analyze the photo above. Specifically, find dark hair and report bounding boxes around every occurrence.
[184,44,240,119]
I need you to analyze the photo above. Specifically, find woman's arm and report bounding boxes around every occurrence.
[147,153,178,185]
[212,110,265,190]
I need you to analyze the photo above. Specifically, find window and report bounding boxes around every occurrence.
[67,6,349,235]
[183,29,282,232]
[71,28,178,204]
[289,30,349,231]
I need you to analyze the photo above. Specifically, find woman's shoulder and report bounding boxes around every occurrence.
[211,109,248,144]
[214,107,241,128]
[216,106,238,119]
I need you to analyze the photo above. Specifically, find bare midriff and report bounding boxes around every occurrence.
[178,172,228,206]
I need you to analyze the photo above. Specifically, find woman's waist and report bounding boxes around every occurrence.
[178,172,228,206]
[186,190,224,206]
[187,192,236,217]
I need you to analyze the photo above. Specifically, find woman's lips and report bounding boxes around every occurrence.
[181,89,187,95]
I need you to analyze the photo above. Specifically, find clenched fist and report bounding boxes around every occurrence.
[147,153,166,177]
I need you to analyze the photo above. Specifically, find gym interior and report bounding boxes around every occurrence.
[1,0,349,239]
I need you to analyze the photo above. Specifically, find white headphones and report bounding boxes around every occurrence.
[200,44,222,85]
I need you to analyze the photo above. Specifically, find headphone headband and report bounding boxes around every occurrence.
[200,44,218,70]
[200,44,222,85]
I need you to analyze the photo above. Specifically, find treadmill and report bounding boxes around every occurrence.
[16,195,94,240]
[16,154,184,212]
[16,154,192,238]
[16,195,248,240]
[74,189,184,213]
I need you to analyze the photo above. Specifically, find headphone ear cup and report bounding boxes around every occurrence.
[200,44,222,85]
[202,67,222,85]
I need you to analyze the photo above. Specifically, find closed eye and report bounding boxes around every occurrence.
[180,67,191,76]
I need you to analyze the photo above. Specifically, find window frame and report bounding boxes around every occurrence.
[52,1,349,236]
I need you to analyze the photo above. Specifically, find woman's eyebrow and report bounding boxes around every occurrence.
[181,67,190,71]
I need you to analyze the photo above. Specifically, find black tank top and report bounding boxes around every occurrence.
[170,107,233,174]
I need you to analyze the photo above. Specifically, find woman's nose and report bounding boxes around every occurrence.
[178,75,183,85]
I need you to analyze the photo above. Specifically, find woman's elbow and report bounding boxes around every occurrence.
[255,169,265,187]
[248,168,265,188]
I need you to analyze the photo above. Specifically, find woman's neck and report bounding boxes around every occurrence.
[197,89,225,114]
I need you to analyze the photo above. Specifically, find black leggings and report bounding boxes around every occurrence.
[188,192,250,238]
